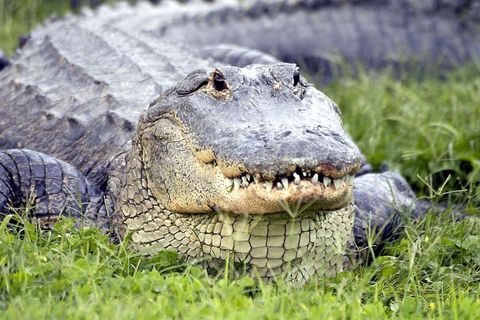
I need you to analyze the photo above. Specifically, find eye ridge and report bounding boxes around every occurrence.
[213,70,227,91]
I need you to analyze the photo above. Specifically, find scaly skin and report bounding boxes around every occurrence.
[114,139,355,284]
[0,0,476,284]
[102,64,361,284]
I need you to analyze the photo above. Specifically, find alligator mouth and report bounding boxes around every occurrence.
[212,165,357,215]
[226,167,355,192]
[189,143,360,215]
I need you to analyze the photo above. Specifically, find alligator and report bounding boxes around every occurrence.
[0,0,478,285]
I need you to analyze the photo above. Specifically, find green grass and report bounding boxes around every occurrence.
[1,210,478,318]
[1,1,479,319]
[1,0,70,55]
[323,67,480,207]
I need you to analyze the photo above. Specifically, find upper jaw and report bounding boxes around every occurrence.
[195,150,361,215]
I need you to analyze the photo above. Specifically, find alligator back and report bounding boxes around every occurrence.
[0,3,214,185]
[144,0,480,73]
[1,0,479,185]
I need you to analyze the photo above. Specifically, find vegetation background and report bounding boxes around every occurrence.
[0,0,479,318]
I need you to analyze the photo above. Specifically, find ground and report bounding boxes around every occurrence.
[0,1,479,319]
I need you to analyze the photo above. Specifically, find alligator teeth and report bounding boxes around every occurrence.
[342,175,350,187]
[229,171,354,191]
[234,178,241,191]
[226,179,234,192]
[293,172,300,185]
[323,176,331,187]
[333,178,342,190]
[241,176,249,187]
[265,181,273,192]
[347,175,354,186]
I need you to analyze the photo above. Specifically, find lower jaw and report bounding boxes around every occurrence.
[130,202,355,285]
[212,186,353,215]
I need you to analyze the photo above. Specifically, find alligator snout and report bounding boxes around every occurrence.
[201,125,361,181]
[173,64,362,178]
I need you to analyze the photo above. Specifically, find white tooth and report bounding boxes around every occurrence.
[277,182,283,190]
[234,178,241,190]
[348,175,354,186]
[302,170,307,177]
[246,173,252,182]
[265,181,273,192]
[254,176,259,184]
[333,179,341,189]
[242,176,248,186]
[226,179,234,192]
[311,173,319,184]
[281,178,289,189]
[293,173,300,185]
[323,177,331,187]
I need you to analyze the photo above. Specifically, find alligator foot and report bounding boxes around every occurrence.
[346,171,418,266]
[0,149,111,232]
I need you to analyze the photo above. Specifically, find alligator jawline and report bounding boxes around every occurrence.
[211,171,354,215]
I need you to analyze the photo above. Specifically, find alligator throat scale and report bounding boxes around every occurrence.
[0,0,478,285]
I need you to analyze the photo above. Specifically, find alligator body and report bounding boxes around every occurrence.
[0,0,478,284]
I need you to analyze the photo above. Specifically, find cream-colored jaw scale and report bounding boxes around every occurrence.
[126,199,355,285]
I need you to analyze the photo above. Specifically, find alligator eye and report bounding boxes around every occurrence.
[293,69,300,86]
[213,71,227,91]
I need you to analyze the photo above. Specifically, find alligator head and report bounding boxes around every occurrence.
[118,63,362,284]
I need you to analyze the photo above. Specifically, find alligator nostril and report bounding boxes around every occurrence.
[213,70,227,91]
[293,69,300,86]
[281,131,292,137]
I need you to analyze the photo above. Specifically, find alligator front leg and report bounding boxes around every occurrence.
[0,149,111,232]
[348,171,420,266]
